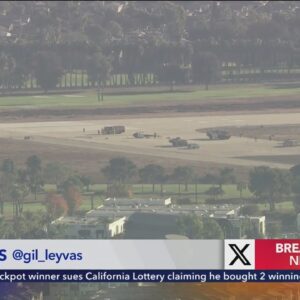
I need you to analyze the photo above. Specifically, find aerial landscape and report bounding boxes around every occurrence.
[1,1,300,299]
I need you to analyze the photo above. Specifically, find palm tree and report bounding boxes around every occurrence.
[86,52,112,101]
[43,162,71,190]
[0,159,15,214]
[172,166,195,193]
[218,168,236,188]
[236,181,247,200]
[26,155,43,201]
[33,51,63,93]
[139,164,165,193]
[10,183,29,217]
[205,186,224,201]
[194,175,200,203]
[80,175,92,192]
[102,157,137,184]
[249,167,291,211]
[1,159,15,174]
[192,51,220,90]
[0,52,16,94]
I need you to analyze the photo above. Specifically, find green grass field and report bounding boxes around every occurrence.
[0,183,258,217]
[88,183,252,197]
[1,194,103,218]
[257,201,294,213]
[0,84,299,109]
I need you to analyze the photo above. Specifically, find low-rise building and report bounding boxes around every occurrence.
[213,215,266,238]
[249,216,266,236]
[104,197,172,207]
[54,198,264,239]
[52,215,126,239]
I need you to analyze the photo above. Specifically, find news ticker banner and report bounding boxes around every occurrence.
[1,239,300,282]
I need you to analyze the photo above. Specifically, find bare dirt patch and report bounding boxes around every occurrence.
[212,124,300,142]
[0,138,248,182]
[2,113,300,172]
[238,155,300,166]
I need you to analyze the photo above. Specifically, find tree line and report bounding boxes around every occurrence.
[2,155,300,217]
[0,156,88,217]
[102,157,300,213]
[1,1,300,92]
[1,154,299,239]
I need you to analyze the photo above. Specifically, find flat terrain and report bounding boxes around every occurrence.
[0,137,234,181]
[1,84,300,180]
[238,155,300,166]
[2,112,300,173]
[215,124,300,141]
[1,84,300,108]
[1,84,300,122]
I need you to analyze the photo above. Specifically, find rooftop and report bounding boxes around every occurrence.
[87,203,240,218]
[53,215,123,226]
[104,197,172,207]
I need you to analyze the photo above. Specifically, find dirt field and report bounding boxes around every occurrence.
[0,137,245,181]
[211,124,300,142]
[2,112,300,177]
[238,155,300,165]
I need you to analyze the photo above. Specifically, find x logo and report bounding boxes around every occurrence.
[229,244,251,266]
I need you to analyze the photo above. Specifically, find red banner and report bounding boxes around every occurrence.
[255,240,300,270]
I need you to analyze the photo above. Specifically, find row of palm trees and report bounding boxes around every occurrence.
[0,155,240,216]
[102,157,238,195]
[102,157,300,212]
[3,155,300,219]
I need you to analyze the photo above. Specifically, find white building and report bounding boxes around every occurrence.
[104,197,172,207]
[249,216,266,236]
[52,215,126,239]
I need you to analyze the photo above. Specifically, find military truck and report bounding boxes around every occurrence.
[101,125,125,135]
[207,129,231,140]
[187,143,200,149]
[169,137,188,147]
[282,139,298,147]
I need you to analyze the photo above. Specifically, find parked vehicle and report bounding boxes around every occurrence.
[207,130,231,140]
[282,139,298,147]
[169,137,188,147]
[187,143,200,149]
[101,126,125,135]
